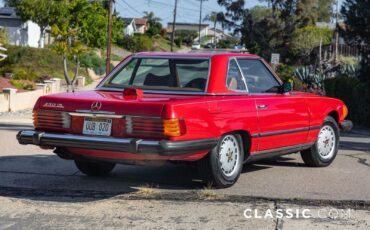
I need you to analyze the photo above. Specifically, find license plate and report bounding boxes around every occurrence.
[83,117,112,136]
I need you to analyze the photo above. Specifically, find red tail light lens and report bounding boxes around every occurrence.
[33,110,71,129]
[126,116,184,137]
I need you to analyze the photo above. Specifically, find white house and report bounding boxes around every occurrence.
[208,28,235,42]
[0,7,43,48]
[122,18,136,36]
[167,22,209,41]
[122,18,149,36]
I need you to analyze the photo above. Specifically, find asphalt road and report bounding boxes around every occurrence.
[0,125,369,229]
[0,126,369,201]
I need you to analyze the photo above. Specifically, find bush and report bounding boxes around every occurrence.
[79,51,106,75]
[325,76,370,127]
[276,64,305,91]
[10,79,36,90]
[119,35,153,52]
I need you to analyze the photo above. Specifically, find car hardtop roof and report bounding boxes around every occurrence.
[134,52,260,59]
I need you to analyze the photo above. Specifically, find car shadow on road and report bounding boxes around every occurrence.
[339,141,370,152]
[0,154,306,202]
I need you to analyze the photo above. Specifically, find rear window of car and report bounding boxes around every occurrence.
[102,57,210,92]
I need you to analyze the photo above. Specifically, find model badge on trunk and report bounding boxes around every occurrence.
[43,103,64,108]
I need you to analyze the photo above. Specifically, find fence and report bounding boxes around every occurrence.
[0,78,63,112]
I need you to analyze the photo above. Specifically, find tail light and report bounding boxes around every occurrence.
[33,110,71,129]
[126,116,185,137]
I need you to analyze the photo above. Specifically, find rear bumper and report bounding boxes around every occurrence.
[16,130,218,156]
[340,120,353,132]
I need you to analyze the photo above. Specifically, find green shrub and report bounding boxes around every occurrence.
[79,51,106,75]
[325,76,370,127]
[119,35,153,52]
[10,79,36,90]
[276,64,305,91]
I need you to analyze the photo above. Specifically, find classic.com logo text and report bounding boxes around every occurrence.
[243,208,352,219]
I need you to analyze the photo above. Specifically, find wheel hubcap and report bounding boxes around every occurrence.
[317,125,336,160]
[219,135,240,177]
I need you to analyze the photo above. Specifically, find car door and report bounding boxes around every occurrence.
[236,58,310,151]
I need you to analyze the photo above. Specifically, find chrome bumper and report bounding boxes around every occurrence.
[16,130,218,156]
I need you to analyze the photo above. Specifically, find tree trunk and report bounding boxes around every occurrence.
[71,58,80,87]
[38,27,45,48]
[63,53,72,92]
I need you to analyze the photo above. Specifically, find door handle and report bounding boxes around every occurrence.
[257,104,268,109]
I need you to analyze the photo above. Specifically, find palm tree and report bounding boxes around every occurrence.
[204,11,226,48]
[143,11,161,27]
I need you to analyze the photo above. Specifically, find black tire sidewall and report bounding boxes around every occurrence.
[209,134,244,186]
[313,117,339,166]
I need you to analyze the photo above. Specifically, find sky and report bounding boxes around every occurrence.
[1,0,345,26]
[114,0,263,25]
[113,0,344,26]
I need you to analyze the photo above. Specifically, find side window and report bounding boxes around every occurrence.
[237,59,280,93]
[226,59,246,91]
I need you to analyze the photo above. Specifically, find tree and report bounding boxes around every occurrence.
[50,0,110,91]
[14,0,63,48]
[218,0,336,61]
[290,26,333,59]
[340,0,370,85]
[143,11,162,37]
[204,11,226,47]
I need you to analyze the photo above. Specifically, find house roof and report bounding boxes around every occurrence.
[121,17,135,25]
[134,18,147,26]
[0,7,20,19]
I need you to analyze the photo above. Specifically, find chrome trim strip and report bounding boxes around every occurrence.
[246,142,314,163]
[250,126,321,138]
[74,110,116,114]
[69,111,124,118]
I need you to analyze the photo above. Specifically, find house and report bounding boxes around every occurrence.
[208,28,234,42]
[0,7,46,48]
[167,22,209,41]
[134,18,148,34]
[122,18,149,36]
[122,18,136,36]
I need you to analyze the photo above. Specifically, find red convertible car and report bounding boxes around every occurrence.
[17,52,352,187]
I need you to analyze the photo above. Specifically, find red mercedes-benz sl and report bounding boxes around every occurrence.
[17,52,352,187]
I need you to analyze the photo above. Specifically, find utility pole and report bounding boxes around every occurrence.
[334,0,339,63]
[106,0,113,74]
[170,0,178,52]
[197,0,208,46]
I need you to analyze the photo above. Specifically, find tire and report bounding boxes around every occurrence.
[75,160,116,177]
[197,134,244,188]
[300,116,339,167]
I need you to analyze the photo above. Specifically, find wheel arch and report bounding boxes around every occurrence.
[222,130,252,160]
[327,110,339,124]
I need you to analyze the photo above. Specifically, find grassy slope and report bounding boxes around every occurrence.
[152,36,184,52]
[0,45,91,85]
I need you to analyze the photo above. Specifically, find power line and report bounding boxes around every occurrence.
[196,0,208,44]
[120,0,143,16]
